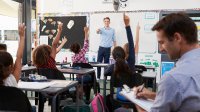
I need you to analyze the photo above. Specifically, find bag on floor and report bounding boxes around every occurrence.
[90,93,109,112]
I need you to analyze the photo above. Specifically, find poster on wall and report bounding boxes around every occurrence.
[39,16,87,49]
[137,53,161,83]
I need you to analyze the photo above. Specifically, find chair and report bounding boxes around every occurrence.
[72,63,100,101]
[135,65,147,73]
[0,86,32,112]
[107,71,143,112]
[37,68,66,80]
[37,68,66,112]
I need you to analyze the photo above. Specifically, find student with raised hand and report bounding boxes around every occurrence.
[0,23,26,87]
[105,13,136,111]
[104,13,135,77]
[70,26,89,63]
[56,36,67,53]
[134,12,200,112]
[32,23,63,69]
[123,22,140,64]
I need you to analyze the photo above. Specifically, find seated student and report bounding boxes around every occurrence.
[123,22,140,64]
[104,15,135,79]
[32,23,64,112]
[69,27,94,102]
[105,14,137,111]
[70,26,89,63]
[32,23,63,69]
[0,43,7,51]
[0,24,32,112]
[0,23,26,87]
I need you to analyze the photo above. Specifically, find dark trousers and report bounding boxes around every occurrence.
[97,46,111,79]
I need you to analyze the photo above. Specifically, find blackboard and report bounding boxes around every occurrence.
[39,16,87,49]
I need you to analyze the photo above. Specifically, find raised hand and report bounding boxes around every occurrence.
[18,23,26,38]
[84,26,89,33]
[136,22,140,31]
[123,13,130,26]
[57,23,63,32]
[62,36,68,43]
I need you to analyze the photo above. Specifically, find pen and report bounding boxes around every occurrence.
[138,83,145,92]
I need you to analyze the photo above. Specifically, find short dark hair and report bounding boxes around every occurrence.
[152,12,198,44]
[103,17,110,21]
[0,44,7,51]
[70,43,80,54]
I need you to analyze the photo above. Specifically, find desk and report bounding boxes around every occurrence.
[18,80,78,112]
[58,68,97,94]
[141,72,157,91]
[90,63,110,68]
[56,62,71,67]
[89,63,110,98]
[21,66,36,72]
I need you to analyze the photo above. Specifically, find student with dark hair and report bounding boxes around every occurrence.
[0,23,32,112]
[96,17,116,79]
[0,43,7,51]
[105,14,137,111]
[0,23,26,87]
[70,26,89,63]
[134,12,200,112]
[104,14,135,81]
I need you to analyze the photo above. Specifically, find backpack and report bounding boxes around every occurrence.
[90,93,109,112]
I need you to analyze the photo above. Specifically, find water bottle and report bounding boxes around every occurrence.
[92,55,95,62]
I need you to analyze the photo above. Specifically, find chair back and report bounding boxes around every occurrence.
[0,86,32,112]
[37,68,65,80]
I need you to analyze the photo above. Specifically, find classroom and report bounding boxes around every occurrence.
[0,0,200,112]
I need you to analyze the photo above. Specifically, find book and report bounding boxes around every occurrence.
[120,89,154,112]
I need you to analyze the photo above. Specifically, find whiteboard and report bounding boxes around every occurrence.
[89,12,159,53]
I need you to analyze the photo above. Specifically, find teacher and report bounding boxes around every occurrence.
[96,17,116,79]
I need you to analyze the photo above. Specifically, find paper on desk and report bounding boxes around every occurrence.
[18,81,55,90]
[120,90,154,112]
[50,80,72,88]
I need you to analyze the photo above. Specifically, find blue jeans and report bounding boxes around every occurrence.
[97,46,111,79]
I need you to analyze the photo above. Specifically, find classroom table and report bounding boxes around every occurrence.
[21,66,37,72]
[56,62,71,67]
[58,67,98,94]
[89,62,111,98]
[18,80,79,112]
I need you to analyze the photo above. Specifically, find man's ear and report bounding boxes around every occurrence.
[173,32,183,44]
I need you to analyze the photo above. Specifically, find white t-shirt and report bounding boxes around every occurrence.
[4,74,18,87]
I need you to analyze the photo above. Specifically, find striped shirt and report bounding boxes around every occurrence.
[72,39,89,63]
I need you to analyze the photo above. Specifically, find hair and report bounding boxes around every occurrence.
[32,44,51,67]
[0,51,13,85]
[152,12,198,44]
[70,43,81,54]
[123,43,129,60]
[103,17,110,21]
[112,46,132,78]
[0,44,7,51]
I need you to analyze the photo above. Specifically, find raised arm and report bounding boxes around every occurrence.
[80,27,89,54]
[135,22,140,54]
[123,13,135,69]
[51,23,63,59]
[56,36,67,53]
[13,23,26,82]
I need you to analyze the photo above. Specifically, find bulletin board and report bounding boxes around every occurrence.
[89,12,159,53]
[39,16,87,49]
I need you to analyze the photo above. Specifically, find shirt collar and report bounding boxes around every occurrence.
[176,48,200,66]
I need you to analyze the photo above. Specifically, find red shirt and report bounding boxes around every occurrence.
[37,56,57,69]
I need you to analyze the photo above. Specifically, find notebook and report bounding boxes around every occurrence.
[120,89,154,111]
